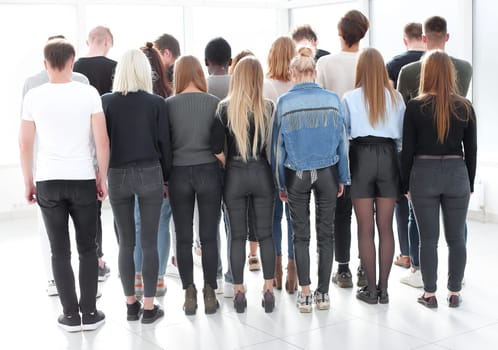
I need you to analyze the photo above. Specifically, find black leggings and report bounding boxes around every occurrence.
[224,159,275,285]
[169,162,223,290]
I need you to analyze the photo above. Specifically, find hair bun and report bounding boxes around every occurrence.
[297,46,314,58]
[146,42,154,49]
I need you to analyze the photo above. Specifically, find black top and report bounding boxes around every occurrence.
[315,48,330,62]
[386,50,424,88]
[167,64,174,85]
[102,91,172,181]
[401,98,477,193]
[74,56,117,95]
[211,101,274,160]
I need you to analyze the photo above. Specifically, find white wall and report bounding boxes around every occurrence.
[471,0,498,222]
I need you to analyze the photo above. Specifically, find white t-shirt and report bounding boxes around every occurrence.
[22,82,103,181]
[316,51,358,98]
[263,78,294,104]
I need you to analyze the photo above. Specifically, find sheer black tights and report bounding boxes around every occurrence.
[353,198,396,291]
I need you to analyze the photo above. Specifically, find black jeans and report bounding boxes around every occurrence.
[286,166,339,294]
[224,159,275,285]
[108,162,163,298]
[96,200,103,258]
[37,179,98,316]
[410,158,469,293]
[334,185,352,264]
[169,162,222,289]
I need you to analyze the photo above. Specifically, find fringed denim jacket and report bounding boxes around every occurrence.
[270,82,350,192]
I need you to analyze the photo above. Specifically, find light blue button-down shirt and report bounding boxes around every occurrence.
[343,87,405,150]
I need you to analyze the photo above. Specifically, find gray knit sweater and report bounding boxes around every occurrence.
[165,92,220,166]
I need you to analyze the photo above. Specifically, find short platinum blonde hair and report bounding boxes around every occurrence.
[112,49,153,95]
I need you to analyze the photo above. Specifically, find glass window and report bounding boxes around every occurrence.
[290,2,361,55]
[84,5,184,62]
[189,7,279,72]
[474,0,497,157]
[0,4,77,165]
[370,0,469,63]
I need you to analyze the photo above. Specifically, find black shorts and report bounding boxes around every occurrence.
[349,136,400,199]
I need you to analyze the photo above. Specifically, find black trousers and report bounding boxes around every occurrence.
[286,166,339,294]
[169,162,222,289]
[224,159,275,285]
[334,185,352,264]
[410,158,469,293]
[37,179,98,316]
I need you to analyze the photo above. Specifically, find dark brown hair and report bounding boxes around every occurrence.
[291,24,318,42]
[338,10,369,48]
[141,42,172,98]
[154,33,181,58]
[44,39,75,71]
[424,16,447,42]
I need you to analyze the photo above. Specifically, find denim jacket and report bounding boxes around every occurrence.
[270,82,350,192]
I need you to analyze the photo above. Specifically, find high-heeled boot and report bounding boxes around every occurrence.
[274,256,283,289]
[285,258,298,294]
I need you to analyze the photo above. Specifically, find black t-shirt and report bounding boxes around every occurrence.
[315,48,330,62]
[401,98,477,193]
[102,91,172,181]
[211,101,274,160]
[74,56,117,95]
[386,50,424,88]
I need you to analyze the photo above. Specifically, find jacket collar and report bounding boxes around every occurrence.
[290,82,320,91]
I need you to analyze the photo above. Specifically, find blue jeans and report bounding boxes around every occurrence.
[134,196,171,277]
[272,194,294,259]
[37,179,98,316]
[408,201,420,268]
[396,196,421,267]
[108,162,163,298]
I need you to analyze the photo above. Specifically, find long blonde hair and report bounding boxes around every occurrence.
[222,56,271,161]
[355,48,400,126]
[418,50,472,143]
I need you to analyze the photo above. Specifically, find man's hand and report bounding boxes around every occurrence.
[24,182,36,204]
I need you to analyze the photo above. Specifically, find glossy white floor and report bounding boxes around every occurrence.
[1,205,497,350]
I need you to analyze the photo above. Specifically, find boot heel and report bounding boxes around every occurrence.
[262,290,275,313]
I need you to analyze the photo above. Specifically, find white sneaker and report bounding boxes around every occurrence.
[297,291,313,313]
[314,290,330,310]
[400,269,423,288]
[47,280,58,296]
[223,282,234,298]
[165,263,180,278]
[96,283,102,298]
[215,278,224,294]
